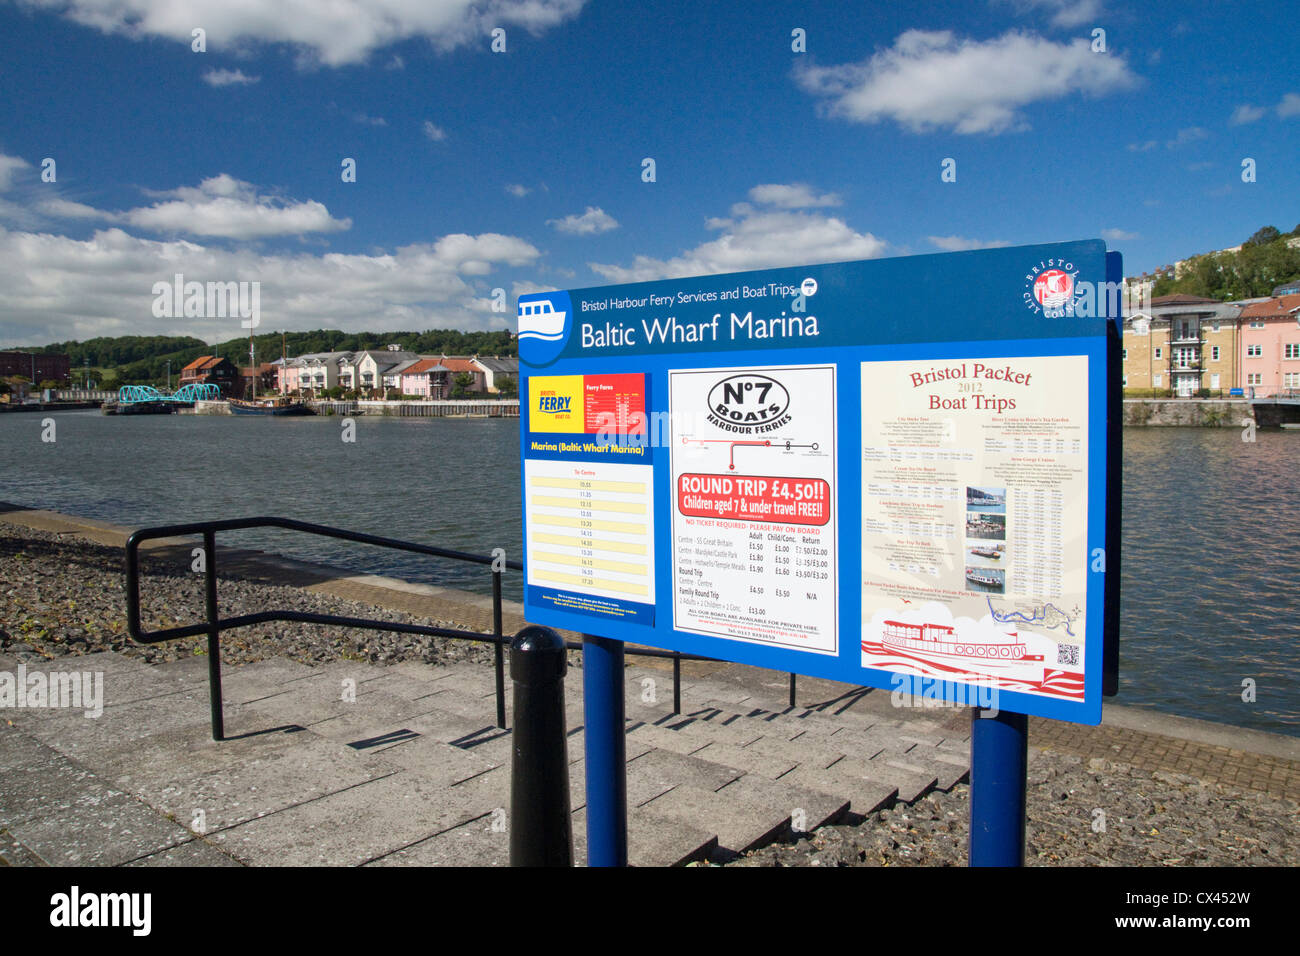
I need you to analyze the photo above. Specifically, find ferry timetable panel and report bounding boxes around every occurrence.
[518,240,1119,724]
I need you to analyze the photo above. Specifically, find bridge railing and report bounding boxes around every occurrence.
[124,516,777,740]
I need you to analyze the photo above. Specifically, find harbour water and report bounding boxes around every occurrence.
[1,410,1297,736]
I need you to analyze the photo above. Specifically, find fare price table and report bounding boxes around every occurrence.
[524,457,655,604]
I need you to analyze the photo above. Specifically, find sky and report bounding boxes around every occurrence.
[0,0,1297,347]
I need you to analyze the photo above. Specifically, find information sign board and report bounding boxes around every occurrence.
[518,240,1120,723]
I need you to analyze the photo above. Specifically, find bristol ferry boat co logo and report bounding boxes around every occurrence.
[1023,258,1082,318]
[517,291,573,366]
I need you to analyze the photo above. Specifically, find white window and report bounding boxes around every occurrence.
[1286,372,1300,388]
[1154,347,1163,359]
[1122,375,1129,386]
[1122,348,1128,360]
[1285,344,1300,359]
[1212,323,1221,333]
[1153,374,1162,387]
[1250,320,1265,328]
[1211,374,1221,389]
[1211,346,1220,360]
[1248,373,1262,385]
[1247,345,1262,357]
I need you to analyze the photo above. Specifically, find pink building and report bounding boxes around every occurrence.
[1239,294,1300,397]
[399,358,452,398]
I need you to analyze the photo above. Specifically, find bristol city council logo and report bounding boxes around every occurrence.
[1023,259,1081,317]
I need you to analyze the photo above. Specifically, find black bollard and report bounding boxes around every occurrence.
[509,625,573,866]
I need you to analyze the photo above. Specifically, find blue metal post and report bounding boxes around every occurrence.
[969,708,1027,866]
[583,634,627,867]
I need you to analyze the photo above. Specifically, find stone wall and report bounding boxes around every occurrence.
[1123,399,1251,427]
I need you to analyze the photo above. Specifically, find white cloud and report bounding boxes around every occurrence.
[928,236,1011,251]
[422,121,447,142]
[1278,93,1300,118]
[505,184,530,197]
[589,191,886,283]
[26,0,589,67]
[352,112,388,126]
[0,154,31,190]
[795,29,1135,134]
[548,206,619,235]
[201,68,259,87]
[0,224,542,344]
[1100,228,1138,241]
[746,183,841,208]
[1230,104,1265,125]
[39,198,122,222]
[121,174,351,239]
[999,0,1105,28]
[1126,140,1157,152]
[1165,126,1208,148]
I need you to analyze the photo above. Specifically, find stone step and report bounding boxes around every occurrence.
[640,783,790,855]
[718,773,850,835]
[779,763,898,816]
[573,805,717,867]
[831,756,939,804]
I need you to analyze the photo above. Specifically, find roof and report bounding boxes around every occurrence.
[402,358,450,375]
[181,355,215,372]
[439,356,479,373]
[473,356,518,373]
[1239,294,1300,319]
[1150,294,1219,306]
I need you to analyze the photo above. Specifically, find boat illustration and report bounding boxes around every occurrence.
[517,299,568,341]
[969,547,1002,559]
[966,570,1002,587]
[874,619,1043,669]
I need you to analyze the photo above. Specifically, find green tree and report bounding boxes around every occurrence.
[1244,225,1281,247]
[451,372,474,399]
[496,375,517,399]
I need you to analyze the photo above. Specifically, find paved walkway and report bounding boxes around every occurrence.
[3,502,1298,807]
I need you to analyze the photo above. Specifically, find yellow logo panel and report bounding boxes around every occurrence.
[530,375,585,432]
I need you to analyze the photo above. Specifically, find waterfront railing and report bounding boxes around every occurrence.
[124,516,793,740]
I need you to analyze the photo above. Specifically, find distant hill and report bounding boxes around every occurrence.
[27,328,516,386]
[1150,224,1300,301]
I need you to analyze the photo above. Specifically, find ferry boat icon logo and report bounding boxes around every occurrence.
[518,298,568,341]
[517,291,573,366]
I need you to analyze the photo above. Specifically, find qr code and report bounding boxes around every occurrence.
[1057,644,1080,666]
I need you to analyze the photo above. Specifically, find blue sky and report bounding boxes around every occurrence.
[1,0,1297,346]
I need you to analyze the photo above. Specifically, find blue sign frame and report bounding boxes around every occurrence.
[519,240,1120,724]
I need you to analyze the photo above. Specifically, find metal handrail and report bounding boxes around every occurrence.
[123,516,786,740]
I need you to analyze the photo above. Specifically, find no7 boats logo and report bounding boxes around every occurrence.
[1023,259,1082,318]
[706,373,792,434]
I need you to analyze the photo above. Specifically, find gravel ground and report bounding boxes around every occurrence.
[3,522,1296,867]
[728,752,1296,866]
[0,523,498,668]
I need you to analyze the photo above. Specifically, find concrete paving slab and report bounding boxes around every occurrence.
[123,839,245,867]
[0,729,116,828]
[367,814,510,866]
[8,790,194,867]
[833,756,938,804]
[642,784,789,855]
[780,764,898,816]
[719,773,849,834]
[379,736,501,782]
[127,737,400,834]
[572,806,716,867]
[208,767,508,866]
[689,742,797,780]
[625,749,742,807]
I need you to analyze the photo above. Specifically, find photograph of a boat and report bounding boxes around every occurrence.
[969,547,1002,559]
